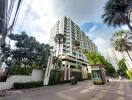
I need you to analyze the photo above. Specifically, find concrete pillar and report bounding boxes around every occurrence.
[68,65,70,80]
[82,67,84,79]
[64,65,67,80]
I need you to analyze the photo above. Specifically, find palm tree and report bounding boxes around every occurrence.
[112,30,132,62]
[102,0,132,32]
[72,40,80,69]
[54,33,66,69]
[54,33,66,56]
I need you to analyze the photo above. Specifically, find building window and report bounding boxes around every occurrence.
[63,49,66,53]
[67,46,70,48]
[67,38,70,41]
[92,70,100,79]
[67,50,70,53]
[72,52,76,56]
[67,42,70,44]
[66,35,70,37]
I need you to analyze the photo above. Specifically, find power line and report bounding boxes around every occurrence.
[19,0,34,31]
[7,0,15,26]
[9,0,23,33]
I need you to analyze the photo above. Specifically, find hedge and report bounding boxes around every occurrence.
[93,80,104,85]
[14,81,43,89]
[72,71,82,81]
[10,67,32,75]
[87,73,92,79]
[49,70,61,85]
[48,70,83,85]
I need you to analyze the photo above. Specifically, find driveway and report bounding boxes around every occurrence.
[0,79,132,100]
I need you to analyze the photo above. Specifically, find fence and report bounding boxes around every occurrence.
[0,69,44,90]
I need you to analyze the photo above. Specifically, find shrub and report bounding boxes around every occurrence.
[14,81,43,89]
[93,80,103,85]
[49,70,83,85]
[87,73,92,79]
[10,67,32,75]
[49,69,61,85]
[127,70,132,80]
[72,71,82,81]
[59,80,71,84]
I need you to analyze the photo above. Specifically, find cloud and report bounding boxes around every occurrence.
[81,22,121,52]
[94,38,110,51]
[14,0,128,52]
[50,0,108,24]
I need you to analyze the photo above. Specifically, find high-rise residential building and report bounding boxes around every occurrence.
[105,48,132,70]
[49,16,97,80]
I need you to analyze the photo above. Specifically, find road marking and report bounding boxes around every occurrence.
[116,83,125,100]
[20,96,32,100]
[89,90,107,100]
[80,86,96,94]
[69,86,81,91]
[96,90,107,98]
[116,96,125,100]
[89,98,99,100]
[117,90,124,95]
[118,83,124,90]
[56,86,81,100]
[56,93,76,100]
[89,87,110,100]
[80,89,90,94]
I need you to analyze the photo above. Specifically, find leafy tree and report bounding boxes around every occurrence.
[112,30,132,61]
[84,52,116,76]
[127,70,132,80]
[102,0,132,32]
[52,56,62,69]
[8,32,50,69]
[72,40,80,50]
[85,52,102,65]
[117,59,128,77]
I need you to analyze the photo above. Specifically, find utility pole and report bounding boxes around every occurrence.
[0,0,22,63]
[0,0,8,65]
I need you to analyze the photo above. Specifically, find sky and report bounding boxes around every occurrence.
[13,0,129,53]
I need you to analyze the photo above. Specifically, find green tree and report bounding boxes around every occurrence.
[52,56,62,69]
[84,52,116,76]
[85,52,102,65]
[112,30,132,61]
[102,0,132,32]
[117,59,128,77]
[8,32,50,69]
[127,70,132,80]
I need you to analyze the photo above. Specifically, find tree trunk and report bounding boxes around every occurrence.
[76,49,78,69]
[121,51,131,69]
[126,50,132,62]
[121,51,126,59]
[58,43,60,56]
[126,20,132,33]
[18,58,21,68]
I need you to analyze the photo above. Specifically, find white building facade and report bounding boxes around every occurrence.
[49,16,97,80]
[105,48,132,70]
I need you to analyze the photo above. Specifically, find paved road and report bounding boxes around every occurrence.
[1,80,132,100]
